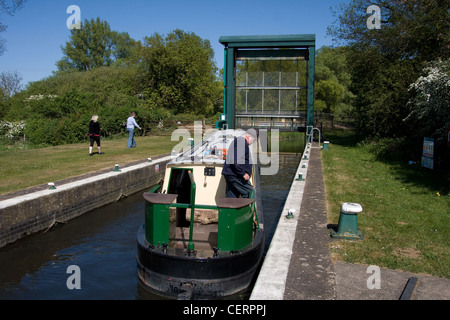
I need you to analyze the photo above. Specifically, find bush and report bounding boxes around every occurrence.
[25,117,58,145]
[361,137,409,161]
[0,120,26,141]
[97,105,131,136]
[1,29,221,148]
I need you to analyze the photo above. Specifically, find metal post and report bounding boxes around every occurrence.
[225,47,235,129]
[295,61,299,114]
[187,171,196,252]
[307,46,315,128]
[223,47,228,117]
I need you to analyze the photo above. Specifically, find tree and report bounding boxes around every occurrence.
[3,26,220,146]
[138,29,219,116]
[315,47,354,117]
[0,70,23,97]
[57,18,138,71]
[0,0,25,55]
[327,0,449,138]
[328,0,449,62]
[405,59,450,171]
[406,59,450,137]
[0,70,23,118]
[315,79,345,113]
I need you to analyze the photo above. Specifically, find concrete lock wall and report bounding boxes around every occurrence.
[0,155,171,248]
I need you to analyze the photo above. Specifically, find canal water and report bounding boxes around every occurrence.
[0,153,301,300]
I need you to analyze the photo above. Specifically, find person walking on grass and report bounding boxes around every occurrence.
[89,115,104,156]
[126,112,141,148]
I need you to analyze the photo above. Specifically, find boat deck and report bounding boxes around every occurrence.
[170,223,218,258]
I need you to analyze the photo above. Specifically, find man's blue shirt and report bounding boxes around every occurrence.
[222,136,252,179]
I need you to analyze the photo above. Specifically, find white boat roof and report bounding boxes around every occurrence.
[169,129,248,165]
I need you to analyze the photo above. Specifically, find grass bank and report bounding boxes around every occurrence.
[0,130,305,196]
[0,135,178,196]
[321,128,449,278]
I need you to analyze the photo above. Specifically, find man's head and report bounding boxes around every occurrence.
[244,130,257,145]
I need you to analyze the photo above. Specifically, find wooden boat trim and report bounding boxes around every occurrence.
[143,193,178,205]
[216,198,255,209]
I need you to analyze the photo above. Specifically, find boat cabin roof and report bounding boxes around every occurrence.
[170,129,248,166]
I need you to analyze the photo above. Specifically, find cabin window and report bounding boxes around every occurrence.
[168,168,192,203]
[167,168,193,228]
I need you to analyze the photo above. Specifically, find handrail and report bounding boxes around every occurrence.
[148,184,162,194]
[169,203,216,210]
[249,190,259,229]
[307,126,321,148]
[187,170,196,252]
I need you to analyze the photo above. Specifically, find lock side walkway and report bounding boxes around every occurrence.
[282,145,336,299]
[250,143,335,299]
[251,143,450,300]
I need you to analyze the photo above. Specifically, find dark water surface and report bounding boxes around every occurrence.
[0,153,300,300]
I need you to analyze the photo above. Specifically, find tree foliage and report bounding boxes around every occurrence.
[328,0,449,62]
[315,46,354,117]
[0,0,26,55]
[0,70,23,98]
[57,18,139,71]
[405,59,450,170]
[138,29,219,115]
[328,0,449,171]
[3,66,142,145]
[328,0,449,136]
[1,21,221,146]
[406,59,450,138]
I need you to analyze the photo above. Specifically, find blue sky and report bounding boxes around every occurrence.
[0,0,347,87]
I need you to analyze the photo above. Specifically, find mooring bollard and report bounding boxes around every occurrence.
[295,172,304,181]
[331,202,363,240]
[323,141,329,150]
[286,208,296,219]
[113,164,121,172]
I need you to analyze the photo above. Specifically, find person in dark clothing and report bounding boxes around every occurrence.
[89,115,104,156]
[221,130,256,198]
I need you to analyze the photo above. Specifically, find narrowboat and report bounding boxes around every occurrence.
[136,129,264,299]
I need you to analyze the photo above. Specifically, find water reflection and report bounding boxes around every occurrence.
[0,194,148,299]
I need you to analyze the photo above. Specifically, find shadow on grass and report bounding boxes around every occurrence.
[321,127,359,147]
[322,127,450,195]
[385,159,449,195]
[372,139,450,195]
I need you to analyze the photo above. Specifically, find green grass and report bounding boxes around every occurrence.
[322,128,449,278]
[0,135,179,195]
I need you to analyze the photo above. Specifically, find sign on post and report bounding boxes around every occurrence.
[447,124,450,149]
[421,137,434,169]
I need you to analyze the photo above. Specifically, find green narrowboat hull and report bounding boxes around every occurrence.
[136,222,264,299]
[136,129,264,299]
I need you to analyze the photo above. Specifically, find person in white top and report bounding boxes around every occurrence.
[126,112,141,148]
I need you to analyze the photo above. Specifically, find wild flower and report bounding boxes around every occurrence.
[0,120,26,140]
